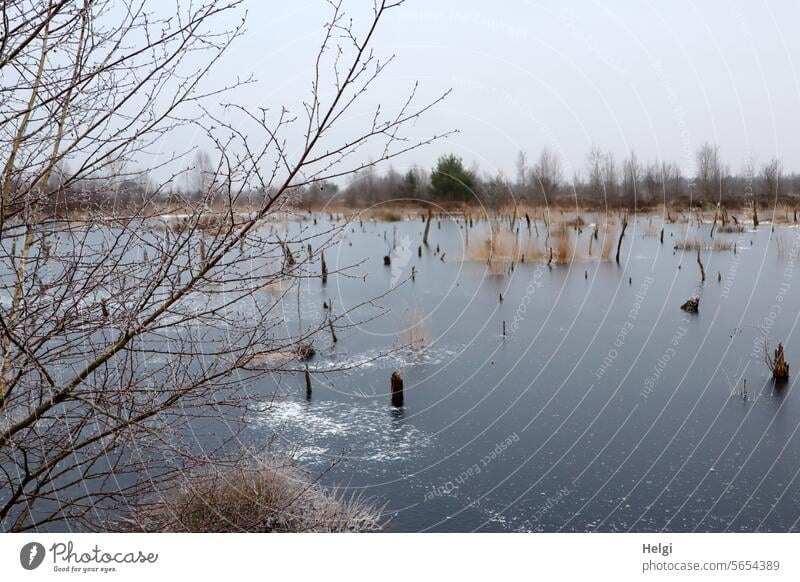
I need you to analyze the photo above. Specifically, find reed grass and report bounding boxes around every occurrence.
[673,239,735,252]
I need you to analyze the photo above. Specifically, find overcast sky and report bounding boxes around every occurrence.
[192,0,800,181]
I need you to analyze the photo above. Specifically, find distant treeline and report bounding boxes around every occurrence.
[300,143,800,210]
[39,143,800,216]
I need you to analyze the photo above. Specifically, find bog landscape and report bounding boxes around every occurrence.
[2,0,799,534]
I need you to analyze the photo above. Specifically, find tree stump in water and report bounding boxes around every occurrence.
[295,343,316,360]
[680,297,700,313]
[772,343,790,380]
[422,210,432,246]
[390,371,404,407]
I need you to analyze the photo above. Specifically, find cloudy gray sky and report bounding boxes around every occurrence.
[196,0,800,180]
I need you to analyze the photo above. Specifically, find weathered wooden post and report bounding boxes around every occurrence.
[390,371,404,407]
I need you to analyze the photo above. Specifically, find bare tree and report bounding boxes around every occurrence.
[696,142,721,202]
[515,150,528,199]
[586,145,604,198]
[191,150,214,198]
[602,151,618,199]
[531,147,562,200]
[621,151,640,204]
[662,162,684,202]
[762,158,782,200]
[0,0,448,532]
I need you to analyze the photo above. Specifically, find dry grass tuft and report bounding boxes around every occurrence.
[560,215,586,229]
[461,214,627,266]
[718,224,745,234]
[641,221,660,237]
[673,239,735,252]
[465,222,521,273]
[551,224,576,262]
[358,207,406,222]
[119,460,382,532]
[600,222,617,260]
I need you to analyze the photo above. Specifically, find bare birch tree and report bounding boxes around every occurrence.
[0,0,448,531]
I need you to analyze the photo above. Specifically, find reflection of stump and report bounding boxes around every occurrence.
[390,371,404,407]
[773,343,790,380]
[680,297,699,313]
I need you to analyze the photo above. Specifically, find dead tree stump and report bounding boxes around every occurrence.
[423,210,432,246]
[680,297,700,313]
[772,343,790,380]
[615,214,628,264]
[390,371,404,407]
[696,248,705,282]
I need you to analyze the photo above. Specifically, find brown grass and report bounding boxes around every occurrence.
[357,207,405,222]
[461,214,631,267]
[600,222,617,260]
[464,223,521,273]
[559,215,586,229]
[551,223,576,262]
[119,460,382,532]
[673,239,736,252]
[641,220,660,237]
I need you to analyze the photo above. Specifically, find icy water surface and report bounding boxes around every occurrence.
[253,212,800,532]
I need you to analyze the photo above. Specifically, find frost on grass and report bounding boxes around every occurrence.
[119,459,382,532]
